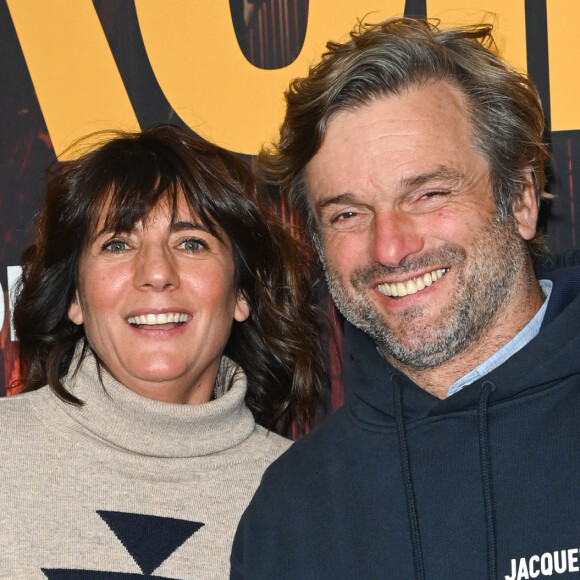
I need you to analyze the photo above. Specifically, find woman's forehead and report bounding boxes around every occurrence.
[89,189,227,242]
[93,189,196,229]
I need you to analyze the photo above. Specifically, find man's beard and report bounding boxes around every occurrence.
[319,215,528,369]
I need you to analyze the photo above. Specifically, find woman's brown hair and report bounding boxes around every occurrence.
[13,125,325,435]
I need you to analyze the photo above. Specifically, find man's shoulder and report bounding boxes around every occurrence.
[261,406,351,484]
[542,264,580,290]
[541,265,580,327]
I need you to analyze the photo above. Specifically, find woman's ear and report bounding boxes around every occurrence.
[513,167,539,241]
[68,291,84,325]
[234,291,251,322]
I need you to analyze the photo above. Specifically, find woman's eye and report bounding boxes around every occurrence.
[181,238,207,252]
[103,239,129,252]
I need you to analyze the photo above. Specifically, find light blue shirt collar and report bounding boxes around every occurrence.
[447,279,552,397]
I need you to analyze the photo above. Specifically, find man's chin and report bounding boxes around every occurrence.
[362,320,461,369]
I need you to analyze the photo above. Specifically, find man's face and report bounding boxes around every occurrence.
[304,82,537,370]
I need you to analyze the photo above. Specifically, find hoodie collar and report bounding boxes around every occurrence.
[344,323,440,423]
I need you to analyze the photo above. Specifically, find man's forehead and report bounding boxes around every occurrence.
[320,82,470,143]
[304,82,478,198]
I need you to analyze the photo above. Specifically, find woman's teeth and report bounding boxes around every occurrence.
[378,268,448,297]
[127,313,189,326]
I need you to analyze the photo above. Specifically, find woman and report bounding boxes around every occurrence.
[2,125,324,578]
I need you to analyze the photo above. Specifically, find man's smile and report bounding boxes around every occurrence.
[377,268,449,297]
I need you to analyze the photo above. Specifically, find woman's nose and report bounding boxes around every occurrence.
[134,245,179,291]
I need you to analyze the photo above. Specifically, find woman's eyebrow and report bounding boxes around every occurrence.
[170,220,208,232]
[91,219,210,241]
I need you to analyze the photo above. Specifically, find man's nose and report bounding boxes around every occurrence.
[371,209,424,267]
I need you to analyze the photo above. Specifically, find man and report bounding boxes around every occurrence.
[231,18,580,580]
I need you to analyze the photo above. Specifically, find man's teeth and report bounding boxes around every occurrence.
[378,268,448,297]
[127,313,189,326]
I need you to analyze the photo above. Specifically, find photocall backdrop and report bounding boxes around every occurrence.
[1,0,579,401]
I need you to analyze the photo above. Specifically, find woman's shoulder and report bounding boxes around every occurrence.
[245,425,293,462]
[0,387,51,428]
[0,388,55,461]
[0,386,49,407]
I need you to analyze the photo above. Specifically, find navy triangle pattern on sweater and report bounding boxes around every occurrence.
[232,267,580,580]
[42,511,204,578]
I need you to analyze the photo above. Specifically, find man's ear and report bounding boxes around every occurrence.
[512,167,539,241]
[68,291,84,325]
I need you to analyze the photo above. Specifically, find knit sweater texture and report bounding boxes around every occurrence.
[0,349,290,579]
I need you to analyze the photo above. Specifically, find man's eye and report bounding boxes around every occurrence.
[325,208,371,231]
[103,240,129,252]
[332,211,357,223]
[421,190,449,200]
[181,238,207,252]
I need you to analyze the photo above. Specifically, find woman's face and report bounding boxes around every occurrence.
[68,194,250,404]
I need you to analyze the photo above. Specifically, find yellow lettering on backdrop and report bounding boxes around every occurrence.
[6,0,139,158]
[426,0,527,72]
[12,1,577,154]
[546,4,580,131]
[135,0,404,155]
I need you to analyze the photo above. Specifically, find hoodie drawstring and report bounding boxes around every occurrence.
[393,376,425,580]
[394,377,498,580]
[478,380,497,580]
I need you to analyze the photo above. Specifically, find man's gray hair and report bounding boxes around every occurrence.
[258,17,550,255]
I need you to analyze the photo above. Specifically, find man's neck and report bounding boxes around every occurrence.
[384,278,546,399]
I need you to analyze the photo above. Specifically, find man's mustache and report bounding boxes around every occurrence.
[349,245,466,288]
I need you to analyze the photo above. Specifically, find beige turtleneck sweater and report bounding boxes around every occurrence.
[0,350,291,579]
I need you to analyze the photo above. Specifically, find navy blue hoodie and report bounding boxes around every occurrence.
[231,268,580,580]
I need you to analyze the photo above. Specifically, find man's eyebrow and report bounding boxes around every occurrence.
[316,193,360,215]
[314,168,465,216]
[399,167,464,189]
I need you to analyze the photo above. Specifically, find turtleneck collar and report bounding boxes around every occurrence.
[46,348,255,458]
